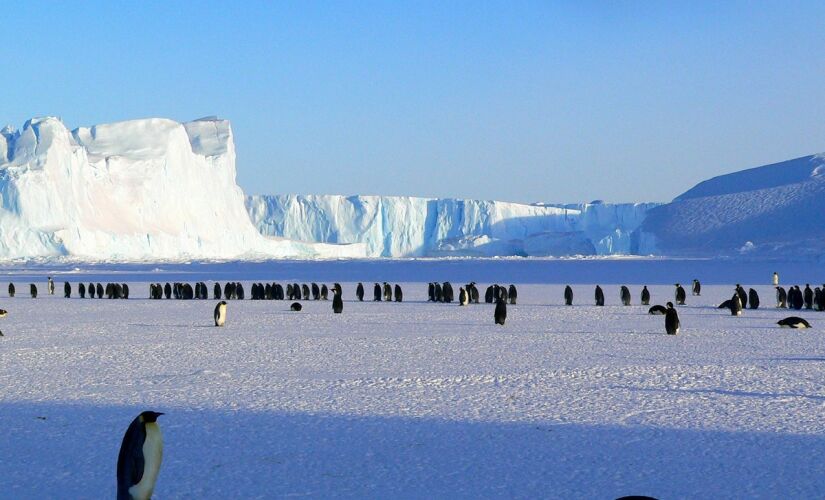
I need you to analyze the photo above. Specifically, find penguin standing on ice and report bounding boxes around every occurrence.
[730,293,743,316]
[79,282,86,299]
[792,286,804,310]
[494,297,507,325]
[373,283,382,301]
[30,284,37,299]
[508,285,517,305]
[665,302,680,335]
[776,286,787,308]
[459,287,469,306]
[748,288,760,309]
[214,283,222,300]
[640,286,650,306]
[773,272,779,286]
[674,284,686,305]
[735,285,748,309]
[804,285,814,310]
[692,279,701,296]
[7,283,14,298]
[332,290,343,313]
[356,283,365,301]
[564,285,573,306]
[214,301,227,326]
[117,410,164,500]
[620,286,631,306]
[428,283,435,302]
[64,281,71,298]
[383,282,392,302]
[47,277,54,295]
[594,285,604,306]
[320,284,329,300]
[394,284,403,302]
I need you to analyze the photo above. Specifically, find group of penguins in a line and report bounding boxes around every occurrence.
[427,282,519,326]
[6,277,131,300]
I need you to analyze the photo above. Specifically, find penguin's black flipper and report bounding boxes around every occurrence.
[117,417,146,499]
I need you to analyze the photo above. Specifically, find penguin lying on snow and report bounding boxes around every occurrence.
[290,302,302,311]
[777,317,811,329]
[117,411,164,500]
[648,305,667,315]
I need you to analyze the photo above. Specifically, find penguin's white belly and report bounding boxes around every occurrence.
[215,305,226,326]
[129,422,163,500]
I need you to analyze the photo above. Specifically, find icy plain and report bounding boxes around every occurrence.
[1,259,824,498]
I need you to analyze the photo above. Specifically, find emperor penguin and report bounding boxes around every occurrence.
[394,284,403,302]
[427,282,435,302]
[594,285,604,306]
[47,276,54,295]
[311,283,320,300]
[773,272,779,286]
[89,283,96,299]
[748,288,760,309]
[564,285,573,306]
[62,281,70,298]
[356,283,365,301]
[484,286,494,304]
[814,287,824,311]
[692,279,701,296]
[320,284,329,300]
[665,302,680,335]
[620,286,631,306]
[470,284,480,304]
[383,282,392,301]
[640,286,650,306]
[776,286,787,308]
[332,290,343,313]
[648,304,667,315]
[735,285,748,309]
[792,286,804,310]
[459,287,469,306]
[164,283,172,300]
[674,284,686,305]
[117,410,164,500]
[443,282,454,303]
[730,293,743,316]
[214,283,222,300]
[804,285,814,309]
[434,282,443,302]
[301,284,310,301]
[7,283,14,298]
[79,282,86,299]
[373,283,382,301]
[508,285,517,305]
[494,297,507,325]
[290,302,302,311]
[777,316,811,329]
[30,284,37,299]
[214,301,227,327]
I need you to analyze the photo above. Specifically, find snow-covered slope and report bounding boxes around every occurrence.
[246,194,658,257]
[640,154,825,258]
[0,117,365,261]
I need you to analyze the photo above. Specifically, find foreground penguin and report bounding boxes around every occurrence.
[564,285,573,306]
[459,287,469,306]
[665,302,680,335]
[640,286,650,306]
[777,317,811,329]
[117,411,164,500]
[730,293,743,316]
[494,297,507,325]
[214,301,227,327]
[332,290,343,313]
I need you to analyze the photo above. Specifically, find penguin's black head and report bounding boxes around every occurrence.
[140,411,164,423]
[674,283,680,287]
[666,302,674,308]
[219,300,227,306]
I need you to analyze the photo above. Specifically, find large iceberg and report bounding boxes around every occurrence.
[0,117,365,260]
[246,194,658,258]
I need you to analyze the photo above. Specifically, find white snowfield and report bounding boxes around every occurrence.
[2,266,825,497]
[246,194,658,258]
[0,117,365,261]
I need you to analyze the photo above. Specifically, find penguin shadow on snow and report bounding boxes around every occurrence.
[613,384,825,402]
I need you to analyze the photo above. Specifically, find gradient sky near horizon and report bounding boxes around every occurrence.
[4,1,825,203]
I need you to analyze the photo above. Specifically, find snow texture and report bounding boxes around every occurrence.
[2,260,825,498]
[246,195,657,257]
[641,153,825,259]
[0,117,365,261]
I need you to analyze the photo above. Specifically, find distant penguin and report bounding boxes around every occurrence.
[735,285,747,309]
[117,410,164,500]
[748,288,760,310]
[63,281,70,298]
[648,304,667,315]
[79,282,86,299]
[674,284,686,305]
[815,287,824,312]
[804,284,814,309]
[485,286,494,304]
[594,285,604,306]
[383,282,392,302]
[640,286,650,306]
[214,301,227,326]
[692,279,701,296]
[775,286,787,308]
[320,284,329,300]
[373,283,382,301]
[443,282,454,303]
[89,283,96,299]
[214,283,221,300]
[96,283,104,299]
[290,302,302,311]
[497,285,508,303]
[494,298,507,325]
[47,276,54,295]
[434,282,443,302]
[164,283,172,300]
[30,284,37,298]
[394,284,403,302]
[470,284,480,304]
[508,285,517,305]
[792,286,804,310]
[665,302,680,335]
[730,293,743,316]
[310,283,319,300]
[459,287,469,306]
[427,283,435,302]
[620,286,631,306]
[7,283,14,298]
[332,290,343,313]
[356,283,365,301]
[123,284,130,300]
[777,316,811,329]
[773,272,779,286]
[301,284,310,301]
[559,285,571,306]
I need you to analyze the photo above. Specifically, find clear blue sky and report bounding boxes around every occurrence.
[4,1,825,203]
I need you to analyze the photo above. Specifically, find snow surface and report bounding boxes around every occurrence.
[246,195,658,258]
[0,117,365,261]
[641,153,825,259]
[2,260,825,498]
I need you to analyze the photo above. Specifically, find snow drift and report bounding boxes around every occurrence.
[0,117,365,261]
[246,195,658,258]
[640,153,825,258]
